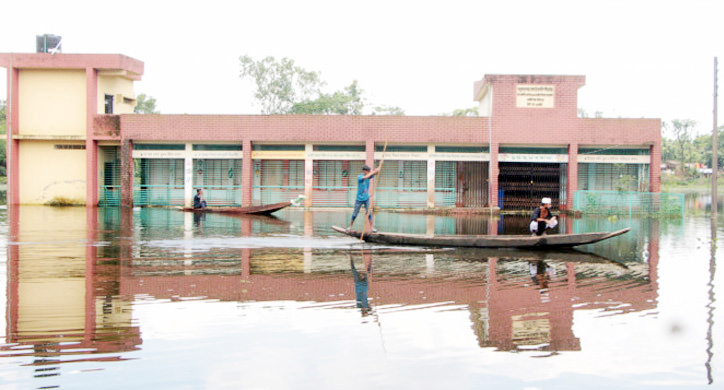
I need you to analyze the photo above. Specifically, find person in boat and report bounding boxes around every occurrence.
[346,164,381,232]
[193,188,208,209]
[530,197,558,236]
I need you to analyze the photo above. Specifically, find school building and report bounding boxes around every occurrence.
[1,52,661,211]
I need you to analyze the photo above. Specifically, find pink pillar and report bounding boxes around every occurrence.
[84,207,98,342]
[365,139,375,167]
[489,141,499,208]
[86,68,99,207]
[120,139,134,207]
[7,66,20,205]
[567,143,578,210]
[650,142,661,192]
[242,140,253,206]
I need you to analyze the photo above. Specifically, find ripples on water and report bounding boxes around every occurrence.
[0,205,720,389]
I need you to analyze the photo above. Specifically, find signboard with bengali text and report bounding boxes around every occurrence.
[516,85,555,108]
[498,153,568,163]
[578,155,650,164]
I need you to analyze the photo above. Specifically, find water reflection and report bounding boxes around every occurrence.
[0,204,710,388]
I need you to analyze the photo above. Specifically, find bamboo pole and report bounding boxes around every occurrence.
[360,139,388,241]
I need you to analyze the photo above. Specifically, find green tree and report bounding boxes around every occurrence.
[239,55,324,114]
[291,80,365,115]
[0,99,6,133]
[663,119,697,174]
[134,93,159,114]
[240,55,404,116]
[691,126,724,171]
[372,105,405,116]
[446,107,478,117]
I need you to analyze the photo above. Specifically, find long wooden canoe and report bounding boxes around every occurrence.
[181,201,291,215]
[331,226,631,249]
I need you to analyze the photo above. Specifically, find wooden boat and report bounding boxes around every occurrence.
[181,201,291,216]
[331,226,631,249]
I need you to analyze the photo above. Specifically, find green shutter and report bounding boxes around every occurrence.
[134,159,185,206]
[193,159,243,206]
[252,160,305,205]
[374,160,427,208]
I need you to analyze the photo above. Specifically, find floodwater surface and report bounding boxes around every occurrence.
[0,202,721,389]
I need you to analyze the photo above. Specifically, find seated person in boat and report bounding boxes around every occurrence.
[347,164,381,232]
[530,197,558,236]
[193,189,208,209]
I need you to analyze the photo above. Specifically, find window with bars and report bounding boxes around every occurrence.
[192,159,243,206]
[134,159,185,206]
[99,146,121,206]
[577,163,649,192]
[252,160,305,205]
[374,160,427,208]
[193,159,242,188]
[312,160,364,207]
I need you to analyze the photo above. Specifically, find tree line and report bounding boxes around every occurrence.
[661,118,724,176]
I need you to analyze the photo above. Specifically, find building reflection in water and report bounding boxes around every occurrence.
[3,206,659,370]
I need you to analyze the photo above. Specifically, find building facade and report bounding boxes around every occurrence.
[2,53,661,211]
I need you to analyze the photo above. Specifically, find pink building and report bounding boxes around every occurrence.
[2,52,660,210]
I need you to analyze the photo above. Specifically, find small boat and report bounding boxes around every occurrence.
[181,201,292,215]
[331,226,631,249]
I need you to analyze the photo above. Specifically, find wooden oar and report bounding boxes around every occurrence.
[360,139,388,241]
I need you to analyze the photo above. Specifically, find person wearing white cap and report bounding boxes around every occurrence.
[530,197,558,236]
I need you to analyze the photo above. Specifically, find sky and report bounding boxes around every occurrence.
[1,0,723,136]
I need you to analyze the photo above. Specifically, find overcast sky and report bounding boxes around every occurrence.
[1,0,722,136]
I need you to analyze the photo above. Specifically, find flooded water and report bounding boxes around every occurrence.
[0,200,721,389]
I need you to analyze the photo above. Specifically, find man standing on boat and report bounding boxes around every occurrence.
[530,197,557,235]
[193,189,207,209]
[347,164,381,232]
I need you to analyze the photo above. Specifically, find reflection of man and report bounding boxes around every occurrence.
[529,260,555,289]
[193,211,205,227]
[350,252,373,315]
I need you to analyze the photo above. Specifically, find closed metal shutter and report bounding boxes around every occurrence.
[193,159,242,206]
[577,163,649,192]
[99,146,121,206]
[374,160,427,208]
[313,160,364,207]
[435,161,456,207]
[498,162,561,210]
[134,159,185,206]
[252,160,305,205]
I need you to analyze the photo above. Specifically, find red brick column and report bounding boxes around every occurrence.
[489,141,499,208]
[120,139,134,207]
[84,207,98,341]
[650,142,661,192]
[566,143,578,210]
[365,139,375,167]
[86,68,99,207]
[242,140,253,206]
[7,66,19,205]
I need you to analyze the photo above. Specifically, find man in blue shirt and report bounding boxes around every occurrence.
[346,164,380,232]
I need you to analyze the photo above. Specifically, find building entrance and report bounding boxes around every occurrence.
[498,162,562,210]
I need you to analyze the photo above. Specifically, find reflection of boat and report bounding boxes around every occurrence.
[331,226,631,249]
[181,201,291,215]
[229,213,292,226]
[453,247,628,267]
